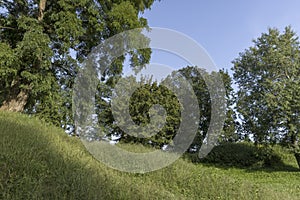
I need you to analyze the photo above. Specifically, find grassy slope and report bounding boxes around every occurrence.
[0,111,299,199]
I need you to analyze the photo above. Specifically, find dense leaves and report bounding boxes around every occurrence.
[200,143,283,168]
[97,66,236,150]
[233,27,300,147]
[0,0,156,128]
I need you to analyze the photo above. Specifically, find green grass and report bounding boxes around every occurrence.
[0,111,299,199]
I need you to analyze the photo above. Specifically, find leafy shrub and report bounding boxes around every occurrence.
[199,142,282,168]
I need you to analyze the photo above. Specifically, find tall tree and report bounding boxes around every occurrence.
[0,0,157,128]
[177,66,237,150]
[96,66,237,150]
[232,27,300,148]
[218,69,239,143]
[95,75,181,148]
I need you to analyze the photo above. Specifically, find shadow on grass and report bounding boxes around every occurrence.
[184,142,300,172]
[0,117,148,199]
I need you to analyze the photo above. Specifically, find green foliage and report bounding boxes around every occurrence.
[97,66,237,150]
[199,143,283,168]
[178,67,238,148]
[96,75,181,148]
[1,111,300,199]
[128,81,181,147]
[233,27,300,146]
[0,0,156,128]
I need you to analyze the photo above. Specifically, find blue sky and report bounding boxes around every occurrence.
[141,0,300,73]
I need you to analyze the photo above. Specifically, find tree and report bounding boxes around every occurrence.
[232,27,300,150]
[95,75,181,148]
[177,66,237,150]
[0,0,157,128]
[97,66,237,151]
[218,69,239,143]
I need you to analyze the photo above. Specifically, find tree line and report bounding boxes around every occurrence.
[0,1,299,161]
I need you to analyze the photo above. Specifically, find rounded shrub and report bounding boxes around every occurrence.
[199,142,282,168]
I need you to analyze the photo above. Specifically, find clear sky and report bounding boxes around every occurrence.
[141,0,300,73]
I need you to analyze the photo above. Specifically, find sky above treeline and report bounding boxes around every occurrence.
[141,0,300,73]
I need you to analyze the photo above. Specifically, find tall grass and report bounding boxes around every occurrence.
[0,111,299,199]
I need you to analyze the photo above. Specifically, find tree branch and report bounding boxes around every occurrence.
[38,0,47,21]
[0,26,15,30]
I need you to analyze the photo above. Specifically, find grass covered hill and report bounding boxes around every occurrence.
[0,111,299,199]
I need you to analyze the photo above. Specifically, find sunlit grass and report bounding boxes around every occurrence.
[0,111,299,199]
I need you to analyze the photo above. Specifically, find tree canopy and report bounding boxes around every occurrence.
[233,27,300,148]
[0,0,156,128]
[95,66,236,151]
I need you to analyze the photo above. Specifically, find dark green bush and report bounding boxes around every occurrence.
[199,142,282,168]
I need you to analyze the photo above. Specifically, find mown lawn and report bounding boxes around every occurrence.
[0,111,299,199]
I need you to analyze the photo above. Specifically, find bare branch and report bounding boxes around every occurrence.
[0,25,15,30]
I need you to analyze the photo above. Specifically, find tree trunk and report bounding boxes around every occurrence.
[0,90,28,112]
[38,0,47,21]
[0,1,47,113]
[290,130,298,147]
